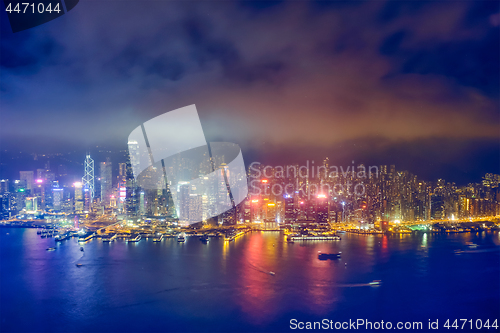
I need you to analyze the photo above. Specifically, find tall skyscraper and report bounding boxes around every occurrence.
[127,140,140,174]
[19,171,34,191]
[284,195,295,225]
[52,188,63,211]
[74,182,83,213]
[82,154,95,199]
[125,159,139,220]
[0,180,9,194]
[118,163,127,182]
[100,158,113,207]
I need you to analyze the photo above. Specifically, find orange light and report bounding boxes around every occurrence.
[317,194,326,199]
[261,179,268,183]
[267,203,275,206]
[251,199,259,203]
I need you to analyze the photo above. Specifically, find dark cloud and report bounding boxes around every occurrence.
[0,0,498,183]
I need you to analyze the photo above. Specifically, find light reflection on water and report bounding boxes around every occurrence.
[1,228,499,332]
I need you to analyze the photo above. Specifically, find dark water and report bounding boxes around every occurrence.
[1,228,499,332]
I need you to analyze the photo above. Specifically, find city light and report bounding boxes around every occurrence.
[261,179,268,183]
[73,182,82,187]
[36,179,43,183]
[317,194,326,199]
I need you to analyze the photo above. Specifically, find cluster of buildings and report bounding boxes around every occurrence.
[239,161,500,228]
[0,153,499,229]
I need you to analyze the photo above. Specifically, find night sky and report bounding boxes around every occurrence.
[0,0,499,184]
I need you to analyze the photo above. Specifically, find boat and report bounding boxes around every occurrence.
[75,263,83,267]
[269,271,275,275]
[286,237,294,243]
[466,242,478,248]
[200,234,209,243]
[41,234,47,238]
[318,251,342,260]
[36,229,42,234]
[80,247,84,251]
[46,247,56,251]
[177,233,185,242]
[369,280,382,286]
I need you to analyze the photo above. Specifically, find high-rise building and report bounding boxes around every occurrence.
[178,182,190,225]
[118,163,127,182]
[82,154,95,199]
[19,171,34,191]
[316,194,329,224]
[52,188,63,211]
[125,160,139,220]
[74,182,83,213]
[0,179,9,194]
[284,195,295,225]
[100,159,113,207]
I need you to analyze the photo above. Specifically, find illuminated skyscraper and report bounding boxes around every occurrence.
[0,180,9,194]
[82,154,95,199]
[316,194,329,224]
[52,188,63,211]
[74,182,83,213]
[19,171,34,191]
[118,163,127,182]
[178,182,190,225]
[128,140,140,174]
[125,159,139,220]
[100,158,112,207]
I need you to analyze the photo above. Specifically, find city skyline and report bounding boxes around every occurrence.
[1,149,498,225]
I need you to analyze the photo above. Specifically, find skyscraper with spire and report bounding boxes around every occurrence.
[82,154,95,199]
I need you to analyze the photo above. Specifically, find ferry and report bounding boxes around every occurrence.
[46,247,56,251]
[36,229,42,235]
[102,234,117,242]
[318,251,342,260]
[153,234,164,242]
[369,280,382,286]
[200,234,209,243]
[269,271,276,276]
[466,242,478,249]
[75,263,83,267]
[127,234,142,242]
[290,234,341,241]
[177,233,186,242]
[78,232,95,243]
